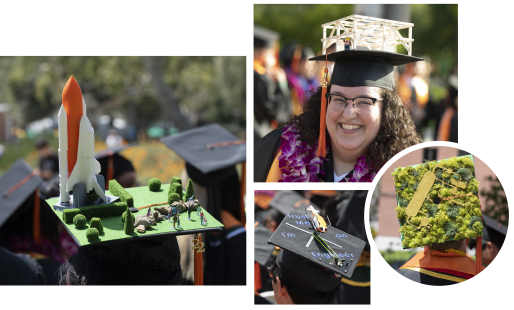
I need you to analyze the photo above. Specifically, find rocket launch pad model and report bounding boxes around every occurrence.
[54,76,111,210]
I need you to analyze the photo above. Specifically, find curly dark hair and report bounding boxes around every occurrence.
[286,86,422,172]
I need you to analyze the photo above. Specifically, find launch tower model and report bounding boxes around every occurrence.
[321,14,414,54]
[53,76,118,211]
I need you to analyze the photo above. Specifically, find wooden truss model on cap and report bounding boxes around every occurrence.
[321,14,414,55]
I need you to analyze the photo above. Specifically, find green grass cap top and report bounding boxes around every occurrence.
[392,155,483,249]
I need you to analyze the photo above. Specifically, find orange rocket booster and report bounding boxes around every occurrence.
[62,76,83,177]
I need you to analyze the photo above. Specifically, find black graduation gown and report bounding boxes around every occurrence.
[396,268,464,285]
[254,128,354,182]
[254,71,291,130]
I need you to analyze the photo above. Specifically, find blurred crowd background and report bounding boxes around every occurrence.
[0,56,246,183]
[254,4,458,143]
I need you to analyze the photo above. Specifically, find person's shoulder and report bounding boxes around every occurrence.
[254,127,285,182]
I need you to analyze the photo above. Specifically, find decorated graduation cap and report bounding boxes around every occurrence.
[45,77,222,285]
[268,209,366,292]
[393,155,483,249]
[0,159,43,241]
[95,142,137,189]
[393,155,486,274]
[309,15,424,157]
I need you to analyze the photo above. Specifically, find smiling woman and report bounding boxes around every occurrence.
[254,51,422,182]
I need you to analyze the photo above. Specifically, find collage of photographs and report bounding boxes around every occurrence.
[0,1,511,308]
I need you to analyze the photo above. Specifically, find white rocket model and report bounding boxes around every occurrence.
[58,76,107,204]
[57,105,70,203]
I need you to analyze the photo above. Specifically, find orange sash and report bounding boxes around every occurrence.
[400,250,484,279]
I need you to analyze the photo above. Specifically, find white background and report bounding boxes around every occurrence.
[2,0,511,308]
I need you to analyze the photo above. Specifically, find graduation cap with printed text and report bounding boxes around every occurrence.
[309,15,424,158]
[268,210,366,292]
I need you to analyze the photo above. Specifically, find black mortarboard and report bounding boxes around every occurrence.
[95,142,137,181]
[254,25,280,48]
[310,50,423,91]
[269,190,317,216]
[0,159,43,228]
[269,210,366,292]
[161,124,245,285]
[334,190,370,251]
[161,124,245,175]
[481,214,507,248]
[255,222,275,266]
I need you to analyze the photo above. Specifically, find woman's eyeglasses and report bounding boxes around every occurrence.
[327,94,382,114]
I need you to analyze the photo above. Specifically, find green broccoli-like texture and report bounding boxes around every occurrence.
[90,217,104,234]
[148,178,161,191]
[73,214,87,228]
[86,228,100,241]
[184,178,195,201]
[394,156,483,248]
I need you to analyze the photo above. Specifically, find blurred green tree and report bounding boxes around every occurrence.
[0,56,246,130]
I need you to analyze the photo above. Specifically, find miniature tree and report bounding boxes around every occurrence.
[184,178,195,201]
[168,182,183,205]
[86,228,100,241]
[171,176,182,186]
[148,178,161,191]
[124,207,135,234]
[90,217,104,234]
[73,214,87,228]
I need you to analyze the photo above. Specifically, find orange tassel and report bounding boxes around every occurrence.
[33,189,41,244]
[476,236,482,274]
[240,162,246,223]
[193,234,204,285]
[254,262,262,294]
[316,63,329,158]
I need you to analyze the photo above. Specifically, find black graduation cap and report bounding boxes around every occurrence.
[268,210,366,292]
[269,190,317,216]
[254,25,280,48]
[0,159,43,228]
[481,214,508,248]
[161,125,245,285]
[255,222,275,266]
[95,142,137,187]
[310,50,423,90]
[334,190,370,252]
[160,124,245,175]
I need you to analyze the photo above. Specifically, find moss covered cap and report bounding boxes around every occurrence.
[393,155,484,249]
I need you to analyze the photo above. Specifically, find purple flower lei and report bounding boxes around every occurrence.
[278,123,377,182]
